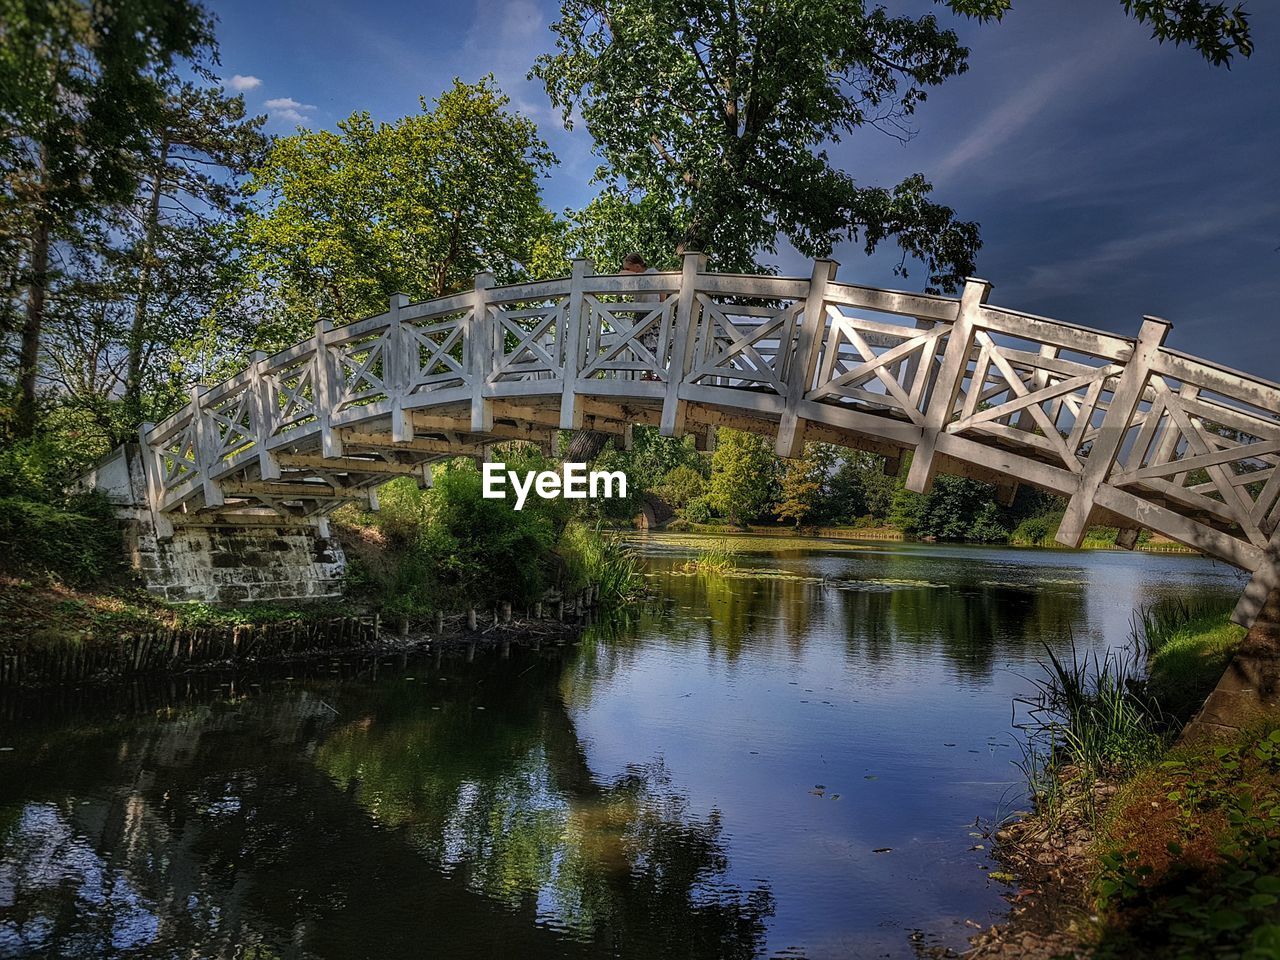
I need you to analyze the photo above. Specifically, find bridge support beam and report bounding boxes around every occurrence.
[1056,316,1171,547]
[776,259,838,458]
[1235,532,1280,627]
[906,277,991,493]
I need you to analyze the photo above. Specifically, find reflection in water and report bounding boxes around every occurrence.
[0,658,771,959]
[0,537,1245,959]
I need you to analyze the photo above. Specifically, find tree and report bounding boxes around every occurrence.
[236,78,558,345]
[655,463,709,511]
[533,1,981,284]
[0,0,217,437]
[709,428,776,524]
[946,1,1253,66]
[116,82,267,430]
[775,442,839,526]
[530,190,688,277]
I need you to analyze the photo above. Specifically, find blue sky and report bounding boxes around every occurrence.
[209,0,1278,375]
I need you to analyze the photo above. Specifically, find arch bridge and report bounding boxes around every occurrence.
[112,255,1280,624]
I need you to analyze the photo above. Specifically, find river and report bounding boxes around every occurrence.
[0,535,1245,959]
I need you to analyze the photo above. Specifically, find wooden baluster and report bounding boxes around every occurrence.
[559,259,593,431]
[389,292,413,443]
[469,272,496,433]
[313,319,344,459]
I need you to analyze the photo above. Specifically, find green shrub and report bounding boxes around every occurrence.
[0,492,124,584]
[682,494,715,524]
[655,464,708,510]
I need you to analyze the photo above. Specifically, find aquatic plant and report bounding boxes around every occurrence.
[682,541,738,573]
[558,521,644,606]
[1015,640,1167,810]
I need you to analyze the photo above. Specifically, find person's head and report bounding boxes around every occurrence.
[621,252,647,274]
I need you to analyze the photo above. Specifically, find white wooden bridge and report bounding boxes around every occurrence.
[126,255,1280,625]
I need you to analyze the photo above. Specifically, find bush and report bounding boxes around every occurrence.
[683,494,715,524]
[0,492,123,584]
[655,464,708,510]
[1011,511,1062,545]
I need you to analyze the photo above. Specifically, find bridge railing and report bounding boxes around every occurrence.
[132,254,1280,621]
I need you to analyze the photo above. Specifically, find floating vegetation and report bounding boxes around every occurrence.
[681,541,739,573]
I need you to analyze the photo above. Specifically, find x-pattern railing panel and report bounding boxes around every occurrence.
[333,328,392,411]
[405,310,472,393]
[267,354,320,435]
[687,295,799,394]
[580,293,676,382]
[1113,358,1280,546]
[806,307,949,424]
[491,298,567,382]
[205,385,257,464]
[944,323,1133,475]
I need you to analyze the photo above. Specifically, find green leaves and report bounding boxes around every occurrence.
[237,78,559,345]
[1120,1,1253,65]
[533,1,981,286]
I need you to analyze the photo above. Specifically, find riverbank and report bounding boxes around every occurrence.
[658,521,1196,554]
[0,573,597,687]
[969,600,1280,959]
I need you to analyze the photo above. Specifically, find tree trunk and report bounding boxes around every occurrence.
[124,139,168,430]
[564,429,611,462]
[16,220,50,438]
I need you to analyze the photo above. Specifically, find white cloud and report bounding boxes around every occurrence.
[931,24,1136,187]
[227,74,262,92]
[264,97,317,125]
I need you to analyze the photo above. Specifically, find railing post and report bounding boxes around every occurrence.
[249,350,281,480]
[137,422,174,540]
[190,384,225,508]
[775,258,838,458]
[906,277,991,493]
[313,319,344,459]
[661,252,707,437]
[389,292,413,443]
[1055,315,1171,547]
[470,272,495,433]
[559,259,592,431]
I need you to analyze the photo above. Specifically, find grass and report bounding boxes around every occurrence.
[681,540,739,573]
[1138,598,1248,723]
[558,522,644,606]
[1015,642,1168,810]
[1007,598,1279,958]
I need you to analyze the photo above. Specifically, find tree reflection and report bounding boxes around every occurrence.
[0,654,773,960]
[314,665,774,958]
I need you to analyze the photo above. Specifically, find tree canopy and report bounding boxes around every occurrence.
[533,0,982,286]
[235,78,558,346]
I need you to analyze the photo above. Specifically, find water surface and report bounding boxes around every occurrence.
[0,537,1244,958]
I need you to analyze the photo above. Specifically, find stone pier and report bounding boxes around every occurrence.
[77,445,346,605]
